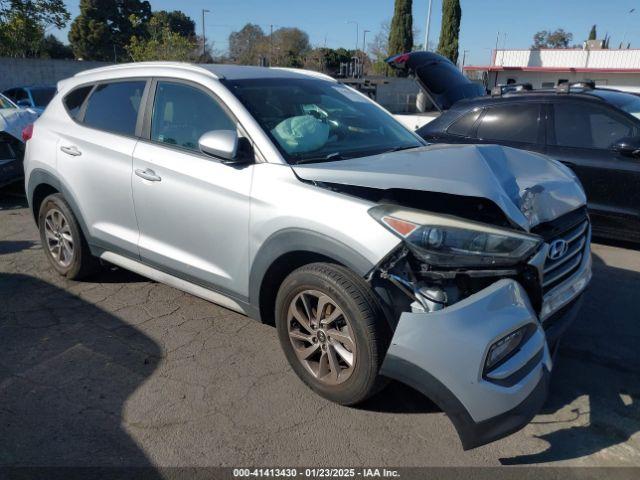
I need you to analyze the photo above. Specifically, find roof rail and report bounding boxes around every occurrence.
[73,62,219,79]
[271,67,336,82]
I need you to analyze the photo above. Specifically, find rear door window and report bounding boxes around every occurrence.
[82,81,146,136]
[476,103,541,144]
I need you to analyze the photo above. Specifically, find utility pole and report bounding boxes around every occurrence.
[347,20,359,77]
[202,9,210,59]
[424,0,433,51]
[461,49,469,71]
[362,29,370,76]
[269,24,274,66]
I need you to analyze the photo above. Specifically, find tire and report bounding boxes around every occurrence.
[275,262,390,405]
[38,193,99,280]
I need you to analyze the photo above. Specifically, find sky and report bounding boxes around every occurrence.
[52,0,640,66]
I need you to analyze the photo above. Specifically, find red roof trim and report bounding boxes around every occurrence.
[463,66,640,73]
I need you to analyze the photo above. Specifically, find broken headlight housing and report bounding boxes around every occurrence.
[369,205,542,268]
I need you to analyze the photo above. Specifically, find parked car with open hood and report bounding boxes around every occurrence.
[24,62,590,450]
[0,93,37,188]
[388,51,640,243]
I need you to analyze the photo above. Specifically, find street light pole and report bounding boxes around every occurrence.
[424,0,433,51]
[347,20,359,77]
[202,9,210,59]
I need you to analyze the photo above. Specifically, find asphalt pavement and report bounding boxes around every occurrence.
[1,188,639,467]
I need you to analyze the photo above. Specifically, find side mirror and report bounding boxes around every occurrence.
[611,137,640,158]
[16,99,31,108]
[198,130,239,162]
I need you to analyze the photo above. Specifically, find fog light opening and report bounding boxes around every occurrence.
[485,325,529,372]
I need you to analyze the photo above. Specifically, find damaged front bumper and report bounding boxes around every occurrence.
[380,243,591,450]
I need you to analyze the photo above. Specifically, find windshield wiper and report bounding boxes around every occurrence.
[293,152,345,165]
[380,145,422,154]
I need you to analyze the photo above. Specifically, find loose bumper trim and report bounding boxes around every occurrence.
[380,278,576,450]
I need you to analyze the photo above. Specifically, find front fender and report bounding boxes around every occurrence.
[248,228,376,319]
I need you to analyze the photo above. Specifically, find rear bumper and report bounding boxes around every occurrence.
[381,252,590,449]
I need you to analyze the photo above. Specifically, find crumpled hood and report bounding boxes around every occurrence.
[292,144,587,231]
[0,108,38,141]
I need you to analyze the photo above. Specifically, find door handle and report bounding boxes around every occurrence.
[135,168,162,182]
[60,145,82,156]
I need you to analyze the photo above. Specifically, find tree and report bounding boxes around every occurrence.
[151,10,195,38]
[532,28,573,49]
[229,23,265,64]
[0,12,44,57]
[388,0,413,59]
[588,24,597,41]
[436,0,461,64]
[0,0,69,29]
[270,27,310,67]
[0,0,70,57]
[69,0,151,61]
[41,34,74,59]
[126,15,196,61]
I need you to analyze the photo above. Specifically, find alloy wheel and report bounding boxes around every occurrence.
[287,289,356,385]
[44,208,74,268]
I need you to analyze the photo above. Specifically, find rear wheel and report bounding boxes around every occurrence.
[275,263,390,405]
[38,193,99,279]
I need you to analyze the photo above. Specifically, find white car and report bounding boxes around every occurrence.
[0,93,38,187]
[24,62,590,449]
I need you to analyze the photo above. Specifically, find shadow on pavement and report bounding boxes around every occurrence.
[0,240,37,255]
[0,183,28,211]
[0,273,163,471]
[501,252,640,464]
[360,380,440,414]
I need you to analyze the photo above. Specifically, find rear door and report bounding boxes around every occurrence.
[131,79,253,296]
[546,99,640,237]
[472,102,546,154]
[56,79,148,255]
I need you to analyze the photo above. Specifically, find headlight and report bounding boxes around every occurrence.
[370,205,542,268]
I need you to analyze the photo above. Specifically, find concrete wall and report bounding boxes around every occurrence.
[374,77,422,113]
[0,58,111,91]
[340,77,422,113]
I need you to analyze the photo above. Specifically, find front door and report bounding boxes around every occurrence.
[546,100,640,238]
[132,79,253,298]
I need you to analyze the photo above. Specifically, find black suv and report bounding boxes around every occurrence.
[387,52,640,242]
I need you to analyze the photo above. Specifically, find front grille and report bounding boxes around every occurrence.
[533,208,590,294]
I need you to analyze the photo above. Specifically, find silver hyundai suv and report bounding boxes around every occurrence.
[23,62,591,450]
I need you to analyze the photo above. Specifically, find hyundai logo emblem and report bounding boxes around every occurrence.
[548,239,569,260]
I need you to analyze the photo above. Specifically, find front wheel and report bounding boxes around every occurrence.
[275,263,390,405]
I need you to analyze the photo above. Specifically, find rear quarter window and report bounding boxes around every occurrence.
[63,85,93,120]
[446,109,481,137]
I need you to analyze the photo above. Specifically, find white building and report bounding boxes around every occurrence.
[464,48,640,92]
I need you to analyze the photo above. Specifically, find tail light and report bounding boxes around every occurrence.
[22,124,34,142]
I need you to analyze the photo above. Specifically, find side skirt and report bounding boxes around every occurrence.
[99,251,248,315]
